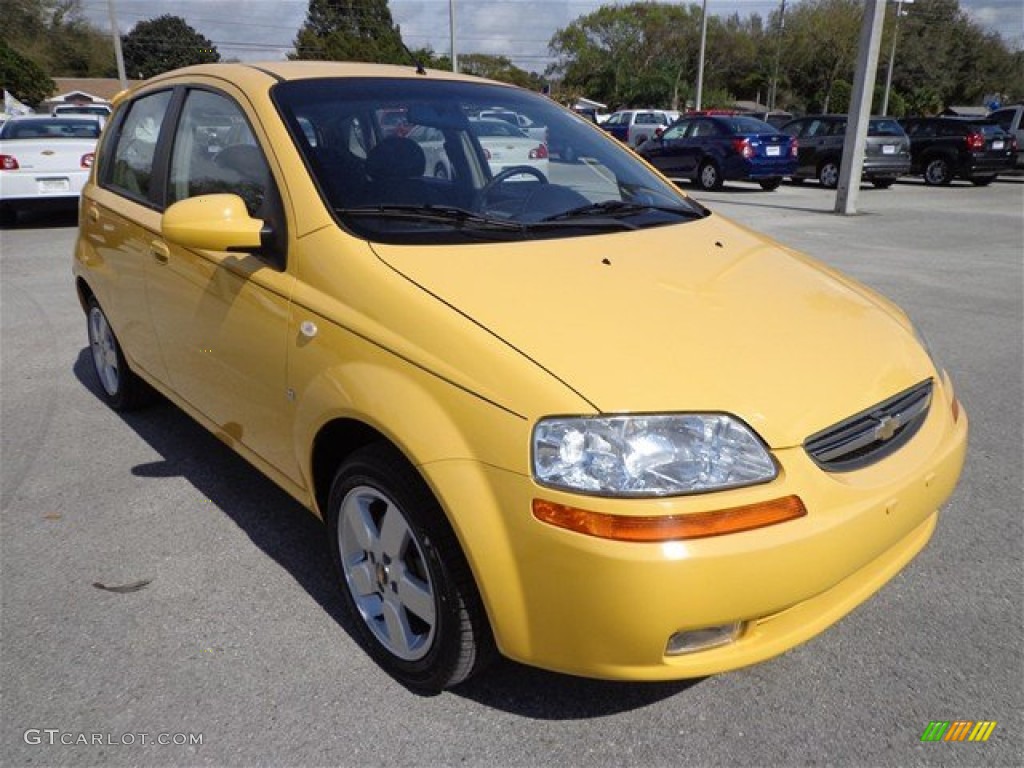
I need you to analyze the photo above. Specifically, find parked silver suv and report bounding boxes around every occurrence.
[781,115,911,189]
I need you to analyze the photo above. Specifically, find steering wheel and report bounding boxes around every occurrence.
[478,164,547,199]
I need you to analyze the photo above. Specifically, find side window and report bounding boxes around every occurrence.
[168,90,270,217]
[107,90,172,200]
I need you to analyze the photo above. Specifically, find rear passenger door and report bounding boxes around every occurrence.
[145,86,302,484]
[84,89,175,385]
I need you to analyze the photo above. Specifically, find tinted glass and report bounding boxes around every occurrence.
[168,89,270,217]
[868,119,905,136]
[273,78,702,244]
[108,90,173,200]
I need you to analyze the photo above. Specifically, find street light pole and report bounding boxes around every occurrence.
[695,0,708,111]
[449,0,458,73]
[107,0,127,89]
[881,0,913,115]
[768,0,786,111]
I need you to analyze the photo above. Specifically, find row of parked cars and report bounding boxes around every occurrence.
[622,109,1020,192]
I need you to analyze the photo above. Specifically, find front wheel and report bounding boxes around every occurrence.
[86,297,152,410]
[759,178,782,191]
[818,160,840,189]
[327,443,494,692]
[697,160,723,191]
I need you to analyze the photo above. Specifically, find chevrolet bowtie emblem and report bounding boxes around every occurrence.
[873,414,901,442]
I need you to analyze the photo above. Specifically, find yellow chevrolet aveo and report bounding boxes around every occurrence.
[74,62,968,692]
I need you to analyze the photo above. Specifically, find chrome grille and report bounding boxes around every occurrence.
[804,380,933,471]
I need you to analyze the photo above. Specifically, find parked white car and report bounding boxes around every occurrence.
[408,118,549,181]
[0,115,102,223]
[478,110,547,143]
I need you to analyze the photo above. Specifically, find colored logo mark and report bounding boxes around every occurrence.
[920,721,997,742]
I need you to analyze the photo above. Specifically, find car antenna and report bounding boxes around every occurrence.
[401,42,427,76]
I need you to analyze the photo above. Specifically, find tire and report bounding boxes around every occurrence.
[871,178,895,189]
[818,160,840,189]
[759,178,782,191]
[326,443,494,692]
[697,160,723,191]
[970,175,996,187]
[85,296,153,410]
[923,157,952,186]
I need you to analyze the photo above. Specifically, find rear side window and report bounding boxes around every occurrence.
[167,90,271,217]
[107,90,173,201]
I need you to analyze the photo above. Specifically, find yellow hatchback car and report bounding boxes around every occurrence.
[73,62,968,692]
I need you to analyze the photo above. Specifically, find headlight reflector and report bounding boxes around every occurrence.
[532,414,776,496]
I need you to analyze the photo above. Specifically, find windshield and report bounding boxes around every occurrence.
[273,77,703,244]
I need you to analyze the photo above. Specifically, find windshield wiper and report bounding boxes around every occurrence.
[538,200,705,225]
[338,204,524,231]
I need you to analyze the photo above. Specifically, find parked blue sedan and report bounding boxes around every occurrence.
[638,115,798,191]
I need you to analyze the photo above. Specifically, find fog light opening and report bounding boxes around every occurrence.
[666,622,743,656]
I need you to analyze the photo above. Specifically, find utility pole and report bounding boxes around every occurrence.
[881,0,914,115]
[107,0,127,89]
[695,0,708,111]
[835,0,886,215]
[449,0,458,73]
[768,0,786,111]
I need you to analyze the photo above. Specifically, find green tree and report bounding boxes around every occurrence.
[451,54,546,90]
[2,0,115,77]
[0,38,55,107]
[291,0,406,63]
[780,0,862,113]
[122,15,219,79]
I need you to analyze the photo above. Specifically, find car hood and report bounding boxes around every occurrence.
[370,217,934,448]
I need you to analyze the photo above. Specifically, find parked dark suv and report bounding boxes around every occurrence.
[781,115,911,189]
[898,116,1017,186]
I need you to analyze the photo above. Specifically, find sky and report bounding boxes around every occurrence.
[80,0,1023,74]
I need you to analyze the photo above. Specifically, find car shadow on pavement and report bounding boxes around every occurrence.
[72,350,701,715]
[0,208,80,229]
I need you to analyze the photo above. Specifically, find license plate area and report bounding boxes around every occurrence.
[38,178,71,193]
[765,146,781,157]
[993,140,1004,150]
[882,145,896,155]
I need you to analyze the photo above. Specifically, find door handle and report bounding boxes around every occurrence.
[87,205,100,223]
[150,240,170,264]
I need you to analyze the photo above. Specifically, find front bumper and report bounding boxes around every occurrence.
[425,379,968,681]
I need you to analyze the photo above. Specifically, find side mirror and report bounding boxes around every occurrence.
[162,194,265,252]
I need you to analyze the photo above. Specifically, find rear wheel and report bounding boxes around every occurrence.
[923,157,952,186]
[327,443,494,692]
[85,297,153,410]
[970,175,996,186]
[697,160,723,191]
[759,178,782,191]
[818,160,840,189]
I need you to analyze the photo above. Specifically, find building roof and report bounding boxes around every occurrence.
[50,78,142,104]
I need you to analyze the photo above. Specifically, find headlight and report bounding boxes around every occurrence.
[532,414,777,497]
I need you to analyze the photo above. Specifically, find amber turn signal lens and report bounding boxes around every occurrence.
[532,495,807,542]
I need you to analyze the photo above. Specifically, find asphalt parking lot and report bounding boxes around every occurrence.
[1,176,1021,767]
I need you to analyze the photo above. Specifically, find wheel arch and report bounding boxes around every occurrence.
[75,276,96,314]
